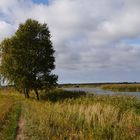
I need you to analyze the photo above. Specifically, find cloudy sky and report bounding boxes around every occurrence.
[0,0,140,83]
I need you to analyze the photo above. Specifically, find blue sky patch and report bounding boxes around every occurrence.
[32,0,49,4]
[124,38,140,45]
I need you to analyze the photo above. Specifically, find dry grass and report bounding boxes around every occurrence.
[101,84,140,92]
[22,92,140,140]
[0,88,22,140]
[0,88,140,140]
[0,98,14,126]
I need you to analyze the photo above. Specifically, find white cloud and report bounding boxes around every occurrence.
[0,0,140,82]
[0,0,18,8]
[0,21,15,41]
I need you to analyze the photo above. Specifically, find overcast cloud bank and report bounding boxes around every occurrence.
[0,0,140,83]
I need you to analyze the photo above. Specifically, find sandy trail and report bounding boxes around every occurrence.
[16,114,26,140]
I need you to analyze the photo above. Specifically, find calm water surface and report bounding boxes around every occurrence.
[63,87,140,98]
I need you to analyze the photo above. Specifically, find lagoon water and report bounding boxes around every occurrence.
[116,91,140,98]
[63,87,140,98]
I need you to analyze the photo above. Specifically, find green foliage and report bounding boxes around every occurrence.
[0,19,57,97]
[41,89,87,102]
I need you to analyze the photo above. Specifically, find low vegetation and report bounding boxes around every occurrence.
[0,88,140,140]
[101,84,140,92]
[0,89,22,140]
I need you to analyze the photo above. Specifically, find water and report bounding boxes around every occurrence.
[63,87,140,98]
[116,92,140,98]
[63,87,114,95]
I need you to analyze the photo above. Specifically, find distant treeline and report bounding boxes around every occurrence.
[59,82,140,87]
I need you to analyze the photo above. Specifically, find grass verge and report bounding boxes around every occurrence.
[0,90,22,140]
[1,103,21,140]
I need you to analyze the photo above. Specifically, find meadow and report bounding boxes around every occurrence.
[101,84,140,92]
[0,88,140,140]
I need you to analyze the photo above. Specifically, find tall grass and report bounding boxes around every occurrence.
[0,89,23,140]
[101,84,140,92]
[0,88,140,139]
[22,90,140,140]
[0,98,14,128]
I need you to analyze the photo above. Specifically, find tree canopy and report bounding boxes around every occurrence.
[0,19,58,99]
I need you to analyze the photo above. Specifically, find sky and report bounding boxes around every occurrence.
[0,0,140,83]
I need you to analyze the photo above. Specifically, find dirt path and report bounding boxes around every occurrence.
[16,115,25,140]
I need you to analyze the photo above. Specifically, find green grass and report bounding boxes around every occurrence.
[0,88,140,140]
[23,97,140,140]
[101,84,140,92]
[22,90,140,140]
[0,88,23,140]
[1,103,21,140]
[40,89,87,102]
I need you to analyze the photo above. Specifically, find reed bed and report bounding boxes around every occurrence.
[101,84,140,92]
[22,93,140,140]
